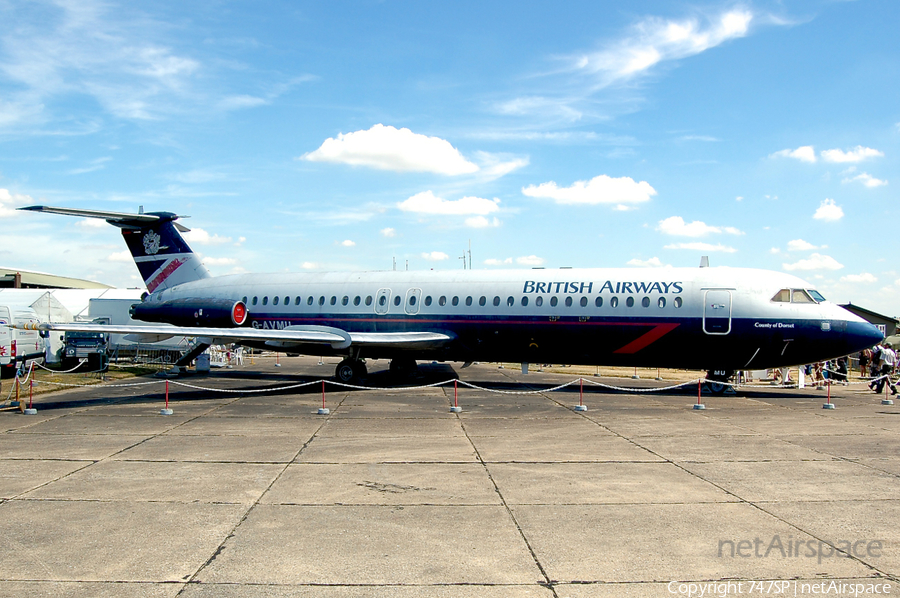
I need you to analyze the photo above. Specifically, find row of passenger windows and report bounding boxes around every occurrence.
[243,294,684,309]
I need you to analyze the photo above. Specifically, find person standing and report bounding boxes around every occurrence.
[873,344,897,395]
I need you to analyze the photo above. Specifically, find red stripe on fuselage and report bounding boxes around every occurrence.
[612,322,680,354]
[147,258,184,292]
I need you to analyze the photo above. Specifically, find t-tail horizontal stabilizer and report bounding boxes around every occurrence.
[18,205,210,292]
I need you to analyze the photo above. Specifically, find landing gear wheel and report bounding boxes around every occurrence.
[705,370,734,395]
[335,359,366,384]
[389,358,418,379]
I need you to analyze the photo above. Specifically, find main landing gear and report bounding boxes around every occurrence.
[335,358,367,384]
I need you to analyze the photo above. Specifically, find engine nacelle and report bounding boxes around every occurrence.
[130,298,248,327]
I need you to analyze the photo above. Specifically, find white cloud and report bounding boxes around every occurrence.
[770,145,816,163]
[421,251,449,261]
[626,257,669,267]
[380,228,396,238]
[516,255,546,266]
[770,248,781,254]
[107,250,133,263]
[302,124,478,175]
[484,258,514,266]
[782,253,843,271]
[840,273,877,284]
[301,262,320,270]
[574,9,752,84]
[201,256,237,266]
[656,216,743,237]
[0,188,33,217]
[340,240,355,247]
[397,191,500,215]
[464,216,501,228]
[473,151,529,179]
[821,146,884,163]
[787,239,818,251]
[76,218,107,229]
[522,174,656,206]
[183,228,232,245]
[663,242,737,253]
[842,172,887,188]
[813,198,843,222]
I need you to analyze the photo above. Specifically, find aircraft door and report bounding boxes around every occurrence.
[405,288,422,315]
[703,289,732,335]
[374,288,391,315]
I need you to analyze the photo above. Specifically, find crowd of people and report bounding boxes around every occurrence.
[862,343,898,395]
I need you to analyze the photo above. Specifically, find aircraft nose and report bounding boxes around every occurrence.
[846,320,885,353]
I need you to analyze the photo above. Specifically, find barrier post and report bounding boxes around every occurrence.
[693,378,706,410]
[450,379,462,412]
[823,380,835,409]
[318,380,329,415]
[574,377,587,411]
[160,379,174,415]
[883,377,894,405]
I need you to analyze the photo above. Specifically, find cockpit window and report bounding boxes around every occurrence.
[771,289,791,303]
[791,289,815,303]
[772,288,824,304]
[808,289,826,302]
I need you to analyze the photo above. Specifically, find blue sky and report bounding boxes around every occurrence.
[1,0,897,315]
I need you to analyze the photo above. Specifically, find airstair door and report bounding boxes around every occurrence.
[703,289,732,335]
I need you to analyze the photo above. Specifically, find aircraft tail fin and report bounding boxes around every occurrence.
[18,206,210,292]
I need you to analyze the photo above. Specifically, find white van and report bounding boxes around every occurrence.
[0,306,46,377]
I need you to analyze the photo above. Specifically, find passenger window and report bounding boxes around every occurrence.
[521,297,528,307]
[242,296,248,304]
[535,296,543,307]
[342,296,349,306]
[478,296,486,307]
[595,297,603,307]
[252,296,258,306]
[295,297,302,306]
[507,296,515,307]
[409,295,417,306]
[641,297,650,308]
[378,295,387,306]
[273,296,279,305]
[365,296,373,306]
[393,296,401,306]
[658,297,666,308]
[771,289,791,303]
[611,297,619,308]
[318,296,325,306]
[792,289,814,303]
[452,296,459,306]
[439,296,447,306]
[284,296,289,305]
[626,297,635,307]
[308,296,314,306]
[550,297,558,307]
[565,297,573,307]
[424,296,432,306]
[580,297,588,307]
[465,296,472,306]
[330,296,337,306]
[492,296,500,307]
[353,296,361,306]
[262,296,268,306]
[674,297,683,308]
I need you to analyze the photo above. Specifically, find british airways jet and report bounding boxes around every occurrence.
[18,206,883,387]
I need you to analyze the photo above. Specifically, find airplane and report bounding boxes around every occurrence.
[16,205,883,391]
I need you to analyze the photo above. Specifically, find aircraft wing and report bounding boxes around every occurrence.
[16,322,454,351]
